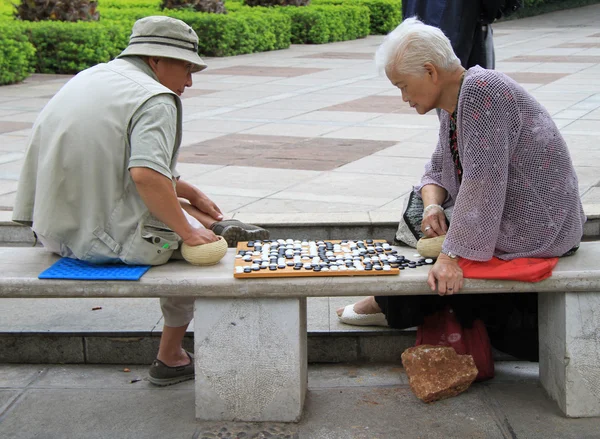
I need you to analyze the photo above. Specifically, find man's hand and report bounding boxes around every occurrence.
[427,253,463,295]
[421,205,448,237]
[176,180,223,222]
[180,227,219,247]
[190,190,223,222]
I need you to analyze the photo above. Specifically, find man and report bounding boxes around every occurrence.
[13,16,269,385]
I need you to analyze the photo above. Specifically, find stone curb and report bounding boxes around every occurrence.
[0,331,417,365]
[1,204,599,244]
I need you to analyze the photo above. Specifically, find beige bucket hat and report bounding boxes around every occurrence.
[118,16,207,73]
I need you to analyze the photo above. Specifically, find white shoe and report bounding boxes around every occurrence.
[337,304,388,327]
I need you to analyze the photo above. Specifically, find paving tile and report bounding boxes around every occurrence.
[506,55,600,63]
[183,118,265,133]
[323,125,424,142]
[373,141,437,159]
[24,73,73,83]
[234,197,380,213]
[322,95,414,114]
[185,165,320,198]
[335,155,429,178]
[0,179,18,196]
[240,122,340,137]
[505,72,568,84]
[307,297,329,332]
[555,42,600,48]
[203,65,326,77]
[296,52,374,60]
[178,134,395,171]
[0,121,32,134]
[288,110,380,123]
[180,130,224,147]
[0,298,162,333]
[180,89,217,99]
[0,365,46,387]
[272,172,415,206]
[0,191,16,209]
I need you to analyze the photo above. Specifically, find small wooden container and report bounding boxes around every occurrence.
[181,236,228,266]
[416,235,446,258]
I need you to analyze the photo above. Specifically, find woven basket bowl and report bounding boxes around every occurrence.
[181,236,228,266]
[416,234,446,258]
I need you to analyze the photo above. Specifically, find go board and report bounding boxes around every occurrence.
[233,238,428,279]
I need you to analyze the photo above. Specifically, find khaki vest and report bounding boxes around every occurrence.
[13,58,182,265]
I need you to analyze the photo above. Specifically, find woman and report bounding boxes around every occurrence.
[337,18,585,356]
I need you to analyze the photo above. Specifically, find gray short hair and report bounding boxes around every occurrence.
[375,17,461,76]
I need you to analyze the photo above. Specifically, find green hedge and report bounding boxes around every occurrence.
[21,21,130,73]
[169,9,291,56]
[0,23,36,85]
[278,4,369,43]
[313,0,401,34]
[100,0,162,8]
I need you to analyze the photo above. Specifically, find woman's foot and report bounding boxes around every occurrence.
[336,296,381,316]
[336,296,388,327]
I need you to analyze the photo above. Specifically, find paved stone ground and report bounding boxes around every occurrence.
[2,362,600,438]
[1,5,600,222]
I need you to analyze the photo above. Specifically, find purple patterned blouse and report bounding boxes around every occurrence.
[415,66,586,261]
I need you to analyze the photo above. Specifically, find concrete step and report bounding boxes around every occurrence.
[2,204,600,245]
[0,297,418,364]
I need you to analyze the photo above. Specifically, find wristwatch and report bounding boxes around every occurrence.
[442,250,458,259]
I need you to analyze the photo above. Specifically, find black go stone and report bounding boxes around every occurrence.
[247,241,254,247]
[243,267,252,273]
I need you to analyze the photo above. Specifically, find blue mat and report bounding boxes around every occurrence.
[39,257,151,281]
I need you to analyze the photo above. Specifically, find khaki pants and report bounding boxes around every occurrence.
[159,209,204,327]
[160,296,195,327]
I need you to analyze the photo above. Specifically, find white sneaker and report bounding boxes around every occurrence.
[337,304,388,327]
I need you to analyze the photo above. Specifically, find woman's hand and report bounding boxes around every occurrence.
[421,205,448,237]
[427,253,463,295]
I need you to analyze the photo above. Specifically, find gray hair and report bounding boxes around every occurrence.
[375,17,461,76]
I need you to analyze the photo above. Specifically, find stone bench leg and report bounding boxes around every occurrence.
[539,291,600,417]
[193,297,307,422]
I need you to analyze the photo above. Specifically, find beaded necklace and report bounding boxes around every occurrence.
[448,71,466,184]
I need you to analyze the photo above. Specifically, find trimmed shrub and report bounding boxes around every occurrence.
[313,0,401,34]
[168,9,291,56]
[0,22,36,84]
[162,0,227,14]
[22,20,130,73]
[100,0,162,8]
[278,4,369,44]
[15,0,100,22]
[245,0,310,6]
[0,0,15,19]
[99,6,164,22]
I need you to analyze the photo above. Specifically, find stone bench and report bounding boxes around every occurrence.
[1,243,600,421]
